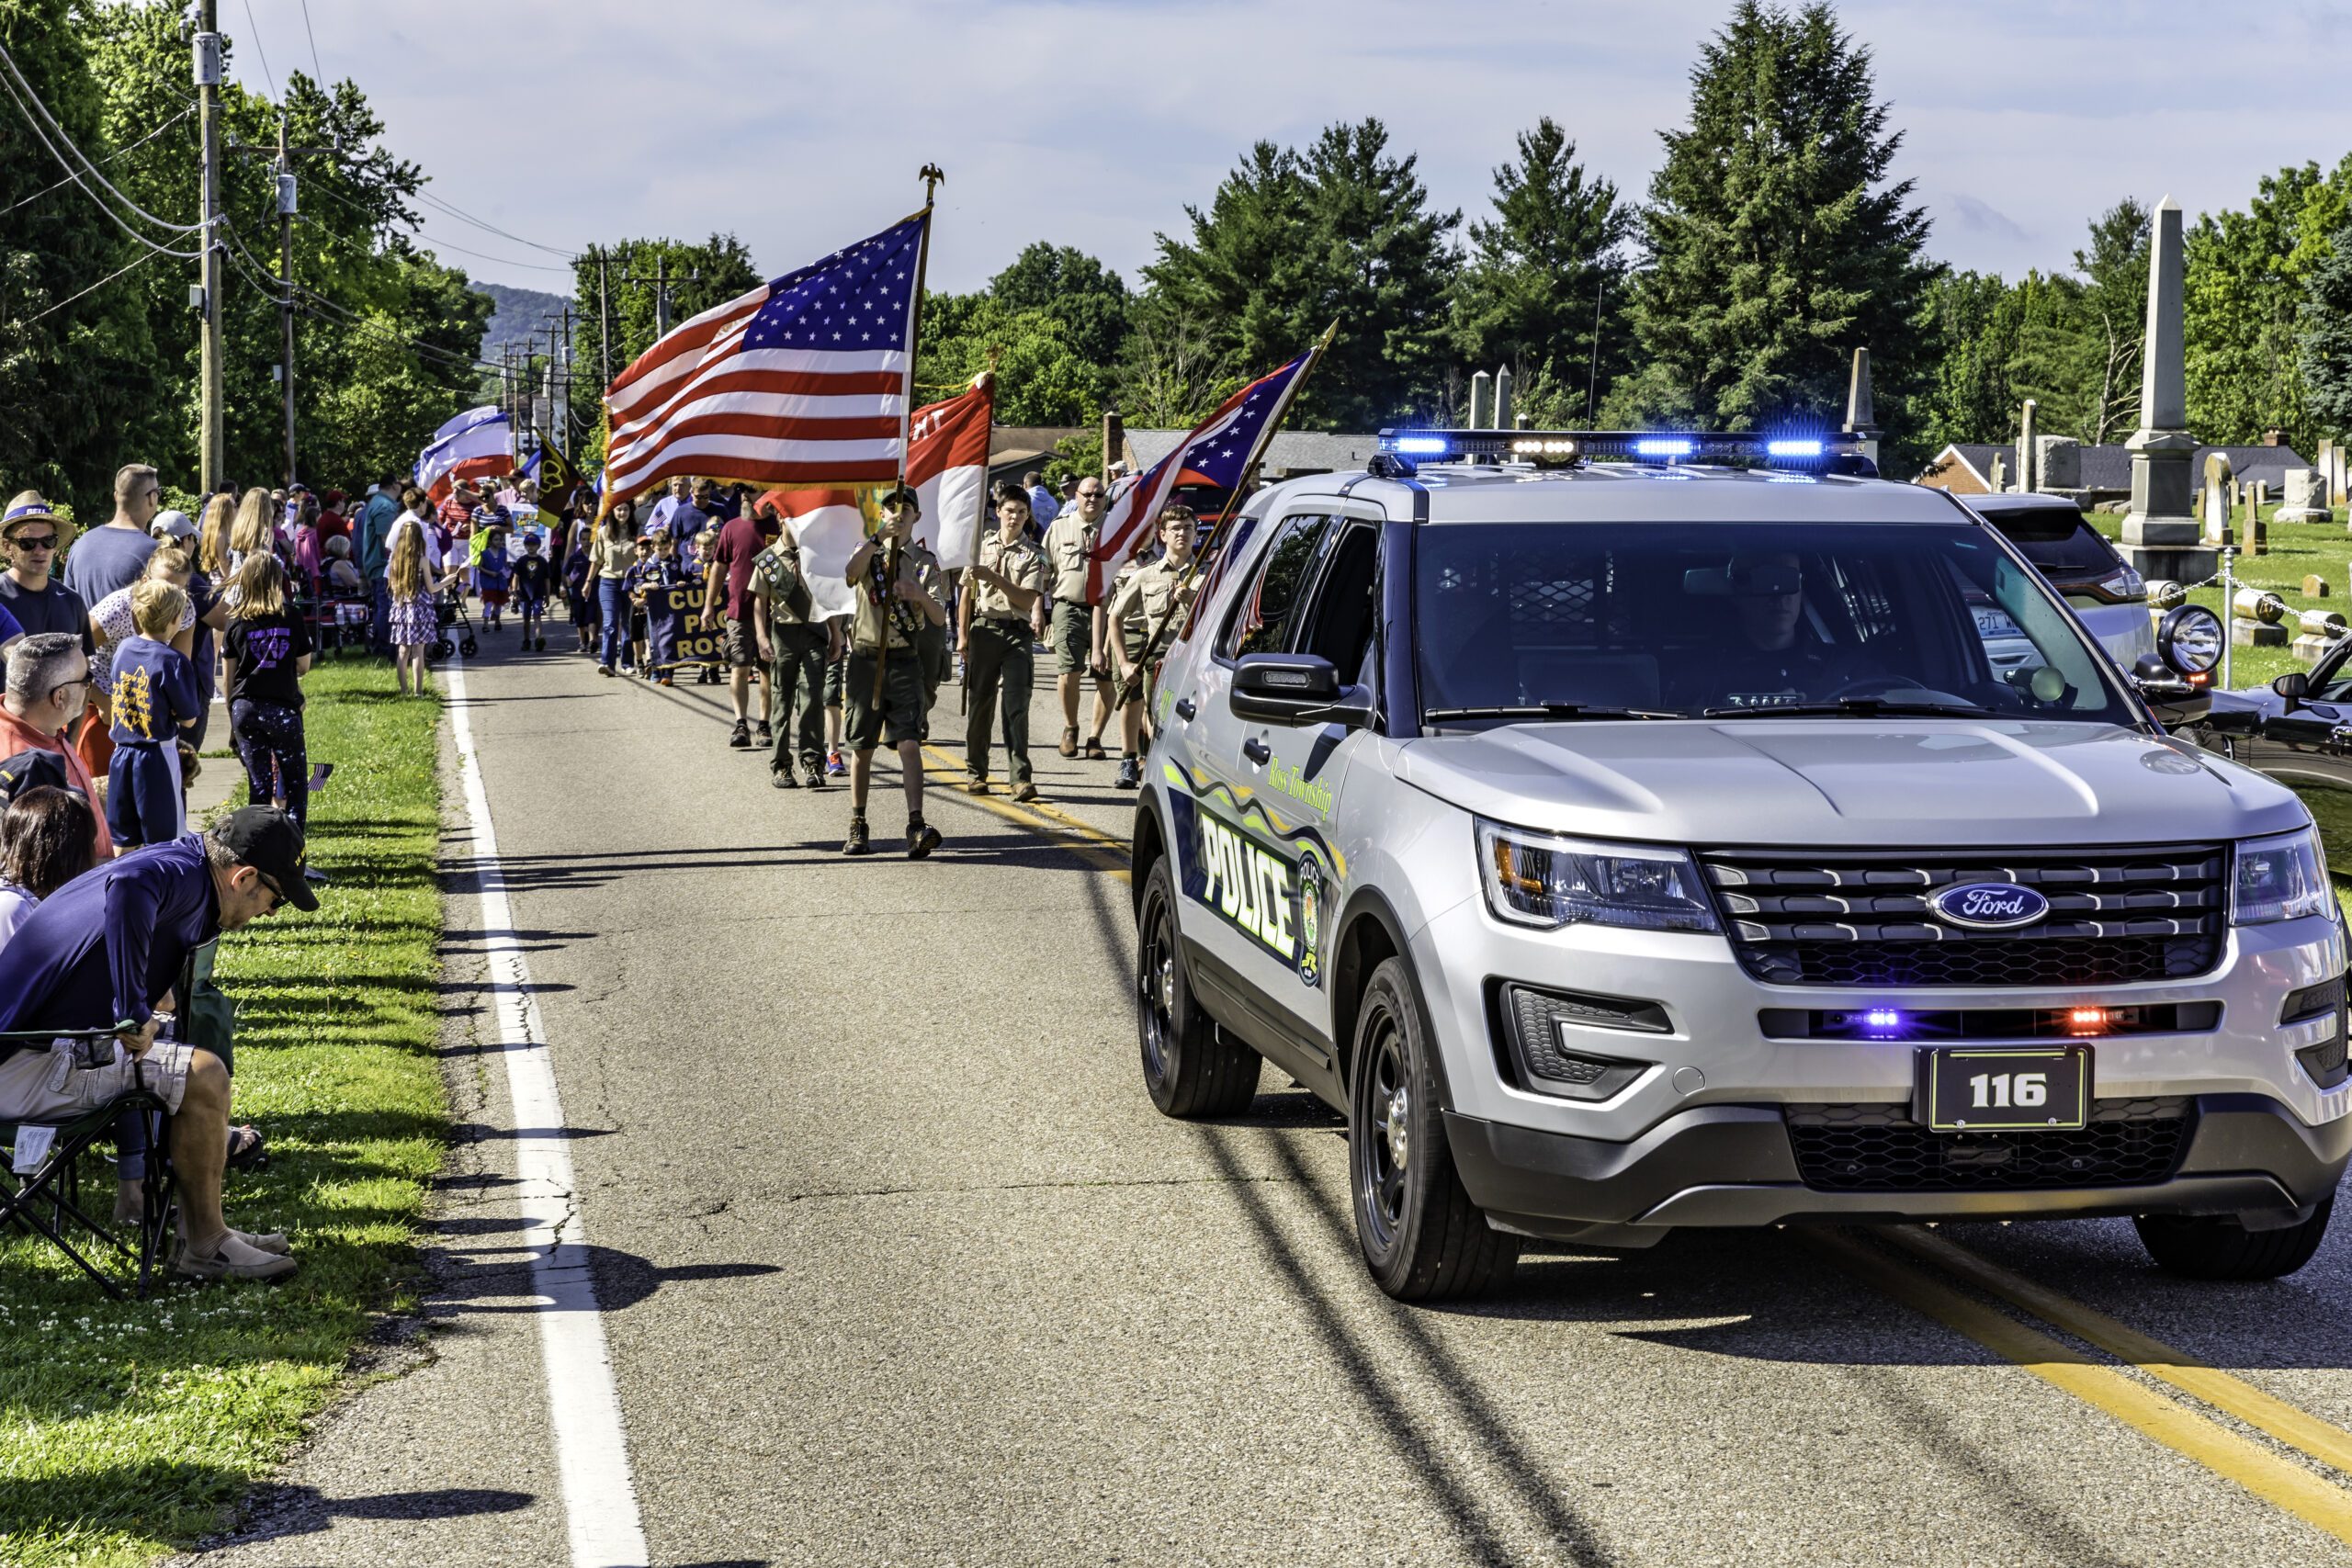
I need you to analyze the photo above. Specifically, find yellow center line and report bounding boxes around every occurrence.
[1884,1224,2352,1476]
[915,744,1131,882]
[1805,1229,2352,1547]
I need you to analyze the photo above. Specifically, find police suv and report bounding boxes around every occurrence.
[1128,428,2348,1302]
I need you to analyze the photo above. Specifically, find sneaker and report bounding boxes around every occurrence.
[827,750,848,777]
[771,768,798,789]
[598,665,615,678]
[755,721,774,746]
[535,637,546,651]
[805,767,828,791]
[964,777,992,795]
[1115,756,1141,790]
[175,1233,298,1280]
[1012,782,1041,804]
[658,674,675,687]
[729,719,752,749]
[1083,738,1108,761]
[1059,727,1079,758]
[907,821,943,859]
[842,818,871,855]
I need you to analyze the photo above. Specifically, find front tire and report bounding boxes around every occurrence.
[1348,958,1519,1302]
[1136,856,1260,1118]
[2135,1195,2335,1280]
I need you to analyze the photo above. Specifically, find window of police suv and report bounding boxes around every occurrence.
[1413,522,2132,726]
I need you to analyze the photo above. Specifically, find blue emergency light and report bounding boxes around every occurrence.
[1370,427,1869,474]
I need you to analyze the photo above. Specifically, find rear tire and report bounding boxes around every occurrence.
[1136,856,1260,1118]
[2135,1194,2335,1280]
[1348,957,1519,1302]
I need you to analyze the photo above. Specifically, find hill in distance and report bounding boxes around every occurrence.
[477,281,571,358]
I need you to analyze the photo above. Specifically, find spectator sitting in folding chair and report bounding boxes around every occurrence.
[0,807,314,1280]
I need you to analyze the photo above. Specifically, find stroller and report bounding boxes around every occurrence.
[430,587,479,660]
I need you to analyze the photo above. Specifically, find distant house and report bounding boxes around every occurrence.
[1918,441,2312,505]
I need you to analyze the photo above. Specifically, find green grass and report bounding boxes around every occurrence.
[2087,502,2352,692]
[0,660,447,1566]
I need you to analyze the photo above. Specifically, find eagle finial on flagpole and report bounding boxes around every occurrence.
[920,164,945,206]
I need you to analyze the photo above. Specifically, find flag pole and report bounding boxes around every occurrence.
[873,164,944,711]
[1113,320,1339,714]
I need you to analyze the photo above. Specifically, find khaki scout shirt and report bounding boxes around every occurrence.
[1043,509,1102,603]
[1105,554,1202,635]
[849,544,927,653]
[905,540,950,608]
[750,542,814,628]
[972,532,1046,623]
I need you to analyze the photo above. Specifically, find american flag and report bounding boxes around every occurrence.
[602,214,927,501]
[1082,344,1323,602]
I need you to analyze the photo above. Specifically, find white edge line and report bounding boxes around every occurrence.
[445,655,650,1568]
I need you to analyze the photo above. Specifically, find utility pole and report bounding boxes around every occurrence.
[195,3,224,495]
[595,246,612,390]
[277,116,298,488]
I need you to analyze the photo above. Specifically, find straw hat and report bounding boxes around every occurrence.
[1,491,74,549]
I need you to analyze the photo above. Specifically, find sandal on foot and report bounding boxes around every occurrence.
[226,1124,267,1171]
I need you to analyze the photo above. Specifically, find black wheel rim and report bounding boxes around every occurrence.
[1355,1005,1409,1253]
[1137,885,1178,1088]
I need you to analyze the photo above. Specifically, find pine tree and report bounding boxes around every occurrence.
[1623,1,1935,459]
[1451,118,1633,412]
[1141,121,1457,429]
[2300,222,2352,438]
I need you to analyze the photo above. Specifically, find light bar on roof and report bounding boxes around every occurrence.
[1373,427,1865,469]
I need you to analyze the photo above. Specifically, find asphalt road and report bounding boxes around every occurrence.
[181,631,2352,1567]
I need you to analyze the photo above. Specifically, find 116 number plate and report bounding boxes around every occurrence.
[1918,1047,2088,1132]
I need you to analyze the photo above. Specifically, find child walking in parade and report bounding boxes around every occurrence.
[563,531,596,654]
[626,531,691,687]
[474,522,513,633]
[513,533,554,651]
[105,579,201,851]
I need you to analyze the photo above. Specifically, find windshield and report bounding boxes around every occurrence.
[1413,522,2134,726]
[1984,512,2120,581]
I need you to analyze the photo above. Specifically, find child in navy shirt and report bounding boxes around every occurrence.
[474,523,513,633]
[106,579,201,850]
[512,533,555,652]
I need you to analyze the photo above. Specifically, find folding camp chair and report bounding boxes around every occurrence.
[0,1027,179,1300]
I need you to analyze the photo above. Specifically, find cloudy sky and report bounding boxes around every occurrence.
[237,0,2352,298]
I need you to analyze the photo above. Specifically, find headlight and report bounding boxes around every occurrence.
[2232,826,2330,925]
[1476,819,1720,932]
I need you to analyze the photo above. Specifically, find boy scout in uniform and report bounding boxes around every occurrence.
[960,492,1047,799]
[1101,505,1204,789]
[751,514,837,789]
[1042,477,1114,759]
[842,488,948,857]
[904,531,952,719]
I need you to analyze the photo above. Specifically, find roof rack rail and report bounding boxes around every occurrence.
[1373,427,1871,474]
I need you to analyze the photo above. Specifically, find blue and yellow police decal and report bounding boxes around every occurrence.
[1163,761,1329,987]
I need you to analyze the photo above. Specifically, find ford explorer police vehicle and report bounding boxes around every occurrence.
[1128,428,2346,1303]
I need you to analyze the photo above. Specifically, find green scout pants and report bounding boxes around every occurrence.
[844,647,927,750]
[767,622,826,773]
[965,618,1034,783]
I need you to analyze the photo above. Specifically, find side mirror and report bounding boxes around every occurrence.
[2157,604,2225,681]
[1230,653,1374,729]
[2274,671,2311,705]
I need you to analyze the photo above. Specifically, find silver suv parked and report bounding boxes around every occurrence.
[1129,430,2347,1302]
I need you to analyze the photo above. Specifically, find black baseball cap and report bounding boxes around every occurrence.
[0,748,76,808]
[218,806,319,911]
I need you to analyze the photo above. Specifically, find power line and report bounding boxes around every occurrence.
[11,244,170,328]
[0,40,205,238]
[297,171,575,274]
[1,105,193,218]
[412,187,576,259]
[239,0,277,99]
[299,0,322,83]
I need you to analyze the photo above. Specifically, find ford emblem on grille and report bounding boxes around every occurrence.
[1928,882,2050,931]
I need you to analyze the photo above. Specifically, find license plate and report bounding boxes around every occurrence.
[1918,1047,2088,1132]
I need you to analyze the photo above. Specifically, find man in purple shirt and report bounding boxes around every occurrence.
[0,807,316,1280]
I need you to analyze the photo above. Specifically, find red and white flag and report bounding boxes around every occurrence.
[755,378,995,618]
[602,213,928,503]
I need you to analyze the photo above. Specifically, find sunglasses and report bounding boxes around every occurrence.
[9,534,56,550]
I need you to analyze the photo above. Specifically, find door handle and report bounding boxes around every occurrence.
[1241,737,1272,766]
[1174,697,1196,722]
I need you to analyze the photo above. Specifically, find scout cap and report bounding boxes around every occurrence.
[0,749,75,809]
[217,805,320,911]
[877,483,919,513]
